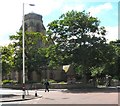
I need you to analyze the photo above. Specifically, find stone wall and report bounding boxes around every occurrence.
[24,13,45,33]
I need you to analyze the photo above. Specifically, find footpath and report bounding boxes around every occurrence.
[0,90,42,102]
[0,95,37,102]
[0,87,119,104]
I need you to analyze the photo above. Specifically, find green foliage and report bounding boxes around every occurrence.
[1,10,119,85]
[48,79,57,83]
[58,81,66,84]
[108,40,120,79]
[47,10,109,79]
[2,80,17,85]
[9,31,49,82]
[46,10,120,83]
[75,65,84,75]
[90,66,105,77]
[1,44,15,75]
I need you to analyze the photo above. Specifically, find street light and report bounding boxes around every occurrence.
[22,3,35,99]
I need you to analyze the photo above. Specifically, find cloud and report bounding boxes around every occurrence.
[0,0,64,46]
[81,0,118,2]
[24,0,64,16]
[0,0,23,37]
[0,0,117,46]
[88,3,112,16]
[62,4,85,13]
[0,39,12,46]
[105,26,118,42]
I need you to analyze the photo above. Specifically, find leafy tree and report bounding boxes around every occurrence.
[108,40,120,79]
[47,10,108,82]
[10,31,48,82]
[1,44,15,79]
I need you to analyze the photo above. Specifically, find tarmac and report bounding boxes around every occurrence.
[0,88,119,105]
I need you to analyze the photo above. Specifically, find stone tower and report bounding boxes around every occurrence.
[20,12,46,47]
[24,13,45,33]
[24,12,46,33]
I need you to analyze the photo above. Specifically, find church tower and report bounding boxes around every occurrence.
[24,12,46,34]
[20,13,46,82]
[20,12,46,47]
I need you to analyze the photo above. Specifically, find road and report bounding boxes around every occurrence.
[0,88,119,104]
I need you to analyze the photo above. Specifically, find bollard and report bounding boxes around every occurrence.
[22,90,25,99]
[34,85,38,97]
[26,89,29,95]
[22,84,25,99]
[35,89,37,97]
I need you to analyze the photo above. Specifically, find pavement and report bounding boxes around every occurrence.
[0,88,119,105]
[0,94,40,102]
[0,90,42,102]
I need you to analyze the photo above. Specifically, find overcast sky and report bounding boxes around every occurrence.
[0,0,119,46]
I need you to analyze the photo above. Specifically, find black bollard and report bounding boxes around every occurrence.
[22,84,25,99]
[35,90,37,97]
[22,90,25,99]
[22,94,25,99]
[34,85,38,97]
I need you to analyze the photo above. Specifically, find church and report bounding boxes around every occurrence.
[9,12,75,83]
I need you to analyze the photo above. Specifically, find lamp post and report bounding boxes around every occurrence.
[22,3,35,99]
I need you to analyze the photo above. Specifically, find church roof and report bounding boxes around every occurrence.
[24,12,42,21]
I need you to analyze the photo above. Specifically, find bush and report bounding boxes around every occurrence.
[58,81,66,84]
[48,79,57,83]
[112,76,119,80]
[2,80,17,85]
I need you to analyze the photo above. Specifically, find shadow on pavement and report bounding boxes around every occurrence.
[1,94,18,98]
[0,95,42,102]
[61,88,118,93]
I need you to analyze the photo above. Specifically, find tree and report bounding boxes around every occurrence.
[109,40,120,79]
[1,44,15,79]
[47,10,108,82]
[10,31,48,82]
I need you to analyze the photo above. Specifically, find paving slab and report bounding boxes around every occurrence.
[1,88,118,104]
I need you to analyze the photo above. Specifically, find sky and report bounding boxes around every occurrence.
[0,0,119,46]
